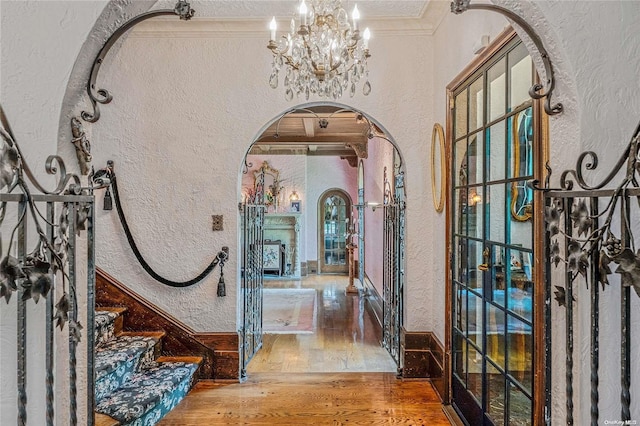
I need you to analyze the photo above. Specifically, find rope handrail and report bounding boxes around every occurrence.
[110,171,227,288]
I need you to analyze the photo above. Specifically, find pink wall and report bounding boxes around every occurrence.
[244,154,357,265]
[362,137,395,297]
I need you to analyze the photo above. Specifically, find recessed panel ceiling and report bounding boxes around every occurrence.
[155,0,430,19]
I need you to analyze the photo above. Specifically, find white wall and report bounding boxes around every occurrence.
[84,24,430,333]
[306,156,358,262]
[2,0,640,424]
[430,2,508,348]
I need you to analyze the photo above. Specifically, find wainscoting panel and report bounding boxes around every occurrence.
[401,329,445,401]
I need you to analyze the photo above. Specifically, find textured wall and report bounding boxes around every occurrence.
[86,25,431,332]
[2,1,640,424]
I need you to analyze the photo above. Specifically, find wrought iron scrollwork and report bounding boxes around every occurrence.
[539,122,640,424]
[0,104,107,328]
[81,1,195,123]
[451,0,563,115]
[544,123,640,298]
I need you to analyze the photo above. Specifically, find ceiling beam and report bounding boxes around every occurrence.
[255,135,367,144]
[248,147,356,157]
[302,118,315,137]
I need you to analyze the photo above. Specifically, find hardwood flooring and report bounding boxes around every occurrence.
[160,373,451,425]
[159,275,451,425]
[249,275,397,373]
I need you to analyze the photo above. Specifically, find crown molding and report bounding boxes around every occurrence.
[128,3,450,39]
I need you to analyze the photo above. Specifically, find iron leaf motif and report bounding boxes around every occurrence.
[0,255,24,303]
[54,293,70,330]
[567,241,589,277]
[612,248,640,297]
[554,285,575,307]
[69,320,83,344]
[0,140,19,190]
[1,106,90,344]
[570,200,592,238]
[550,241,561,267]
[598,250,612,289]
[545,202,560,237]
[75,203,90,235]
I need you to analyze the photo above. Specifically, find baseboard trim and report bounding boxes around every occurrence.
[193,333,240,380]
[96,267,240,381]
[400,328,445,401]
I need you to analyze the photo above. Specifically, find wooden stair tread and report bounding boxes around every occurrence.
[118,330,166,339]
[95,412,119,426]
[156,355,203,364]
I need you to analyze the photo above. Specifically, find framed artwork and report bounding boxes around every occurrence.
[290,200,301,212]
[263,240,282,274]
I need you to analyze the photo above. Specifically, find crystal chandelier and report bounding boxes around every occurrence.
[267,0,372,101]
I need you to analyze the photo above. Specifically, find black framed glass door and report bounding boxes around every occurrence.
[449,34,539,426]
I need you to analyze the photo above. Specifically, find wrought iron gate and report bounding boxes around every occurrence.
[382,168,405,371]
[1,106,98,425]
[240,203,265,379]
[540,124,640,425]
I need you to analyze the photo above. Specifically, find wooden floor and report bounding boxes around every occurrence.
[159,275,451,425]
[249,275,397,373]
[160,373,451,425]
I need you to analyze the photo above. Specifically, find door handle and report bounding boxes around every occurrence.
[478,247,490,271]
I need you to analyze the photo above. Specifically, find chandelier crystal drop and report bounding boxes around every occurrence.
[267,0,372,101]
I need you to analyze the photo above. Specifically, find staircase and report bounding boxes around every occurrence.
[94,307,202,426]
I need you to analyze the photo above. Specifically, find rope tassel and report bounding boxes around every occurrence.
[217,271,226,297]
[217,246,229,297]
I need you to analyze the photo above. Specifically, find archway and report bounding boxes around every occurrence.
[238,102,407,376]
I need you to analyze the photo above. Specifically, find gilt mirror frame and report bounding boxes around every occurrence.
[253,161,280,205]
[511,107,534,222]
[431,123,446,213]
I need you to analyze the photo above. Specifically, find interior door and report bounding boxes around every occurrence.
[319,190,350,274]
[449,33,539,426]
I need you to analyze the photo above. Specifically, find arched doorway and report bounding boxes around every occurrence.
[318,189,352,274]
[238,102,407,376]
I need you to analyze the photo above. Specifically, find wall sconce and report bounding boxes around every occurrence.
[289,190,299,201]
[468,191,482,206]
[366,201,382,212]
[354,201,382,212]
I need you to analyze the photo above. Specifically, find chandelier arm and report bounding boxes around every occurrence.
[268,36,293,57]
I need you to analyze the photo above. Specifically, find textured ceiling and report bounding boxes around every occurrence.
[155,0,430,19]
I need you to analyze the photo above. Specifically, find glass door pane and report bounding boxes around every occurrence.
[450,36,537,426]
[320,192,349,274]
